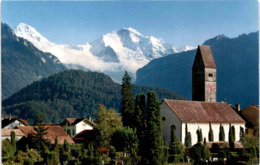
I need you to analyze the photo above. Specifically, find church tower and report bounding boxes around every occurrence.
[192,45,216,102]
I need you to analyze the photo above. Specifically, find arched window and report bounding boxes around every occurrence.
[208,73,213,77]
[67,130,71,136]
[162,117,166,121]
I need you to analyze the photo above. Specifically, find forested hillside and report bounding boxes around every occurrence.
[2,70,186,124]
[1,23,67,99]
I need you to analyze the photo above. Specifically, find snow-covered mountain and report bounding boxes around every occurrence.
[14,23,194,82]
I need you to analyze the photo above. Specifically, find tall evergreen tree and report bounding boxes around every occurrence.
[197,128,203,143]
[145,91,163,165]
[208,123,214,141]
[229,124,234,149]
[11,131,16,147]
[171,125,177,145]
[184,124,191,147]
[134,94,146,138]
[219,124,225,141]
[31,113,50,152]
[121,71,135,128]
[240,126,245,141]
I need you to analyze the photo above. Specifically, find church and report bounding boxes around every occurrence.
[161,45,246,145]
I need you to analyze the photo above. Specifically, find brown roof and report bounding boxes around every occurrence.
[42,123,57,126]
[240,106,259,128]
[206,141,244,149]
[73,130,96,144]
[193,45,216,69]
[61,118,95,127]
[17,126,74,144]
[162,99,245,123]
[2,118,29,128]
[2,129,25,136]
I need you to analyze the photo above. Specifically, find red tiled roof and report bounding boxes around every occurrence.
[206,141,244,149]
[42,123,56,126]
[162,99,245,123]
[17,126,74,144]
[193,45,216,69]
[61,118,96,126]
[2,118,29,128]
[1,129,25,136]
[240,106,259,128]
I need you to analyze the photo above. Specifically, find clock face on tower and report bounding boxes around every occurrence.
[208,83,216,92]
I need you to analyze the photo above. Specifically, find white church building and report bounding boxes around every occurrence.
[161,45,246,146]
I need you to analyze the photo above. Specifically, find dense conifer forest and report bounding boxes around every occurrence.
[2,70,186,124]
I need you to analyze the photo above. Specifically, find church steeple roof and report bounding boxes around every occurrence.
[193,45,216,69]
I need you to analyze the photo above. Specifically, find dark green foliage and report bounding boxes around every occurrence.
[11,131,16,147]
[2,139,16,160]
[170,125,177,144]
[134,94,146,139]
[145,91,163,165]
[163,142,169,165]
[121,71,135,128]
[196,128,202,143]
[3,70,185,124]
[189,143,211,163]
[240,126,245,141]
[219,124,225,141]
[184,124,191,148]
[64,139,70,152]
[31,113,50,152]
[229,124,235,149]
[1,23,66,100]
[135,31,259,107]
[208,122,214,141]
[109,146,116,159]
[111,127,138,153]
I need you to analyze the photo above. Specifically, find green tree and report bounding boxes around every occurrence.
[240,127,245,141]
[11,131,16,148]
[169,126,185,163]
[145,91,163,165]
[208,122,214,141]
[229,124,235,149]
[134,94,146,139]
[196,128,203,143]
[95,104,123,147]
[184,124,191,148]
[219,124,225,141]
[31,113,50,152]
[121,71,135,128]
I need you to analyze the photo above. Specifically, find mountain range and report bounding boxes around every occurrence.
[1,23,66,99]
[14,23,195,82]
[135,32,259,108]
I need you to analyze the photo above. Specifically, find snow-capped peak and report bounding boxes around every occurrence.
[176,45,196,53]
[14,23,49,43]
[121,27,142,36]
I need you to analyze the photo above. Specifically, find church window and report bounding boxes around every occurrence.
[162,117,166,121]
[208,73,213,77]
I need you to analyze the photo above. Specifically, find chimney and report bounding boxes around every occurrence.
[253,100,255,106]
[89,117,92,122]
[235,104,240,112]
[9,115,12,120]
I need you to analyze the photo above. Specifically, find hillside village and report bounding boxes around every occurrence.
[2,45,259,165]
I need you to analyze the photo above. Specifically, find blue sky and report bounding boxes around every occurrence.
[2,1,258,47]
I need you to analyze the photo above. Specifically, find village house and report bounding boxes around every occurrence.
[18,125,74,144]
[60,118,95,138]
[161,45,246,146]
[1,129,25,141]
[239,102,259,137]
[2,116,29,129]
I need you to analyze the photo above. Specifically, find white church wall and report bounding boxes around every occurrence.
[161,102,182,144]
[181,123,245,146]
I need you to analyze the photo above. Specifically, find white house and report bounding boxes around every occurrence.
[2,116,29,129]
[161,99,246,146]
[1,129,25,141]
[60,118,95,138]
